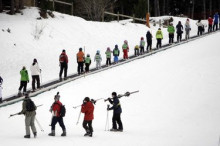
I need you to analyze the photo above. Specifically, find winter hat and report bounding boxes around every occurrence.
[124,40,128,44]
[158,28,161,30]
[84,97,90,102]
[79,48,82,51]
[22,66,26,70]
[115,45,118,48]
[107,47,110,51]
[135,45,139,49]
[141,37,144,40]
[54,94,60,101]
[112,92,117,97]
[33,58,38,66]
[97,50,100,54]
[87,54,90,57]
[62,49,66,53]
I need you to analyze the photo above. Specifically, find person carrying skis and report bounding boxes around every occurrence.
[156,28,163,49]
[18,93,37,138]
[167,22,175,44]
[49,94,66,137]
[146,31,153,52]
[77,48,85,75]
[30,59,41,92]
[139,37,145,54]
[176,21,183,42]
[208,16,213,33]
[18,66,29,96]
[81,97,94,137]
[59,50,68,80]
[85,54,91,73]
[113,45,120,64]
[94,50,102,69]
[196,19,204,36]
[185,18,191,40]
[213,12,219,31]
[105,47,112,66]
[0,76,3,103]
[122,40,129,59]
[134,45,140,56]
[107,92,123,132]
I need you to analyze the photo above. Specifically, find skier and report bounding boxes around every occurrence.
[185,18,191,40]
[167,23,175,44]
[176,21,183,42]
[105,47,112,66]
[156,28,163,49]
[122,40,129,59]
[59,50,68,80]
[146,31,153,52]
[139,37,145,54]
[113,45,120,64]
[94,50,102,69]
[18,66,29,96]
[77,48,85,75]
[49,93,66,136]
[30,59,41,92]
[85,54,91,73]
[18,93,37,138]
[213,12,219,31]
[107,92,123,132]
[134,45,140,56]
[196,19,204,36]
[208,16,213,33]
[81,97,94,137]
[0,76,3,103]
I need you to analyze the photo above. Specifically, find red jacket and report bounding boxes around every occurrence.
[81,101,94,121]
[208,17,213,25]
[59,52,68,63]
[52,101,62,117]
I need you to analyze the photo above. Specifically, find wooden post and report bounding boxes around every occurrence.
[71,2,73,15]
[146,12,150,28]
[117,11,119,22]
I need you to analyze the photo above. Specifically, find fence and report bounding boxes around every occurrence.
[49,0,73,15]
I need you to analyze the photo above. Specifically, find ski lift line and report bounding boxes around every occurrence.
[0,30,219,108]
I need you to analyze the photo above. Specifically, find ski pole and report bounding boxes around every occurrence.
[105,105,110,131]
[9,112,20,118]
[76,110,81,125]
[73,105,81,109]
[35,117,44,132]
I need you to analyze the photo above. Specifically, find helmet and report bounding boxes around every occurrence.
[79,48,82,51]
[124,40,128,44]
[107,47,110,51]
[112,92,117,97]
[141,37,144,40]
[84,97,90,102]
[87,54,90,57]
[115,44,118,48]
[97,50,100,54]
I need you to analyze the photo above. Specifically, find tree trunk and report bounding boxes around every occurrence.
[15,0,19,12]
[203,0,206,19]
[0,0,2,12]
[11,0,15,14]
[162,0,166,15]
[157,0,160,16]
[154,0,158,16]
[191,0,195,19]
[19,0,24,9]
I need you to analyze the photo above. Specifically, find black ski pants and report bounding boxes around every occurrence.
[106,58,111,66]
[213,23,218,31]
[169,33,174,44]
[198,26,203,36]
[85,63,90,72]
[156,39,162,49]
[78,62,84,74]
[83,120,93,133]
[208,24,212,32]
[134,48,139,56]
[140,46,144,54]
[51,117,66,131]
[59,63,68,78]
[112,113,123,130]
[177,33,182,42]
[32,75,40,90]
[146,40,152,51]
[18,81,28,93]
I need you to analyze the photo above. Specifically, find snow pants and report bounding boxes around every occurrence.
[134,48,140,56]
[169,33,174,44]
[77,62,84,74]
[25,115,37,135]
[32,75,40,90]
[59,63,68,78]
[198,26,203,36]
[114,56,119,63]
[208,24,212,32]
[106,58,111,66]
[123,50,128,59]
[140,46,144,54]
[146,40,152,51]
[185,31,190,40]
[85,63,90,72]
[156,39,162,49]
[19,81,28,93]
[83,120,93,133]
[51,117,66,132]
[177,33,182,42]
[213,22,218,31]
[96,60,101,69]
[112,113,123,130]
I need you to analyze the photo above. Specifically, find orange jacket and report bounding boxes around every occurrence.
[77,51,85,62]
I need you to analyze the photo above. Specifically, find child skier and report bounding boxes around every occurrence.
[85,54,91,73]
[167,23,175,44]
[156,28,163,49]
[113,45,120,64]
[105,47,112,66]
[134,45,140,56]
[18,66,29,96]
[139,37,145,55]
[94,50,102,69]
[122,40,129,59]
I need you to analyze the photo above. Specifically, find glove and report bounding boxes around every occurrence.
[83,100,86,105]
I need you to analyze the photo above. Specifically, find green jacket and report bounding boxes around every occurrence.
[20,69,29,81]
[105,51,112,58]
[20,98,36,117]
[122,44,128,50]
[156,30,163,39]
[167,25,175,34]
[85,57,91,64]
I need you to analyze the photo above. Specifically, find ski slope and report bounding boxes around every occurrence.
[0,7,200,98]
[0,30,220,146]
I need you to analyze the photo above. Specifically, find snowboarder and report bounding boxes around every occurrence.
[196,19,204,36]
[18,66,29,96]
[0,76,3,103]
[81,97,94,137]
[156,28,163,49]
[167,23,175,44]
[49,93,66,136]
[59,50,68,80]
[85,54,91,73]
[107,92,123,132]
[18,93,37,138]
[77,48,85,75]
[105,47,112,66]
[146,31,153,52]
[185,19,191,40]
[122,40,129,59]
[113,45,120,64]
[208,16,213,33]
[213,12,219,31]
[30,59,41,92]
[139,37,145,54]
[94,50,102,69]
[176,21,183,42]
[134,45,140,56]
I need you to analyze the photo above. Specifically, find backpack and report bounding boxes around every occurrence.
[60,105,66,117]
[26,99,36,112]
[59,54,66,63]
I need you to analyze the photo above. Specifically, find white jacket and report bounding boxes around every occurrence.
[30,63,41,76]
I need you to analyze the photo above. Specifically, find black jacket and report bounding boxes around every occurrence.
[108,97,122,114]
[176,24,183,34]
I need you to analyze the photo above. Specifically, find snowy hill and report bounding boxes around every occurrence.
[0,7,200,98]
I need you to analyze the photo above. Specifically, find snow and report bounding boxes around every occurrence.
[0,7,200,98]
[0,7,220,146]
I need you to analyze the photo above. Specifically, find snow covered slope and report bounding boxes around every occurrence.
[0,7,200,97]
[0,29,220,146]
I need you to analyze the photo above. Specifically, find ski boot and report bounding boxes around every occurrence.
[61,130,66,136]
[48,130,55,136]
[110,128,118,132]
[34,132,37,138]
[24,135,30,138]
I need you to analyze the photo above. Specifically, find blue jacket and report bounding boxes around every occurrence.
[214,14,219,23]
[108,97,122,114]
